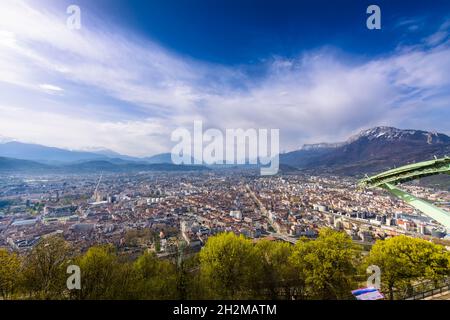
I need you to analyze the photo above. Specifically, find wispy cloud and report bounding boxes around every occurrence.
[424,19,450,46]
[394,17,426,32]
[39,83,64,93]
[0,1,449,156]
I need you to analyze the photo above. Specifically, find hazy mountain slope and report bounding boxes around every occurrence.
[0,142,138,163]
[0,157,208,174]
[0,156,51,172]
[281,127,450,175]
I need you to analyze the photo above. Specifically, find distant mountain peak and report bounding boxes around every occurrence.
[0,135,14,143]
[351,126,410,140]
[299,126,446,151]
[348,126,449,144]
[281,126,450,175]
[301,142,344,151]
[0,141,138,163]
[79,147,122,157]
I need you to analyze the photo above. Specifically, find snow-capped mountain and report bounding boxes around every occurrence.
[301,142,345,151]
[281,126,450,175]
[347,126,450,144]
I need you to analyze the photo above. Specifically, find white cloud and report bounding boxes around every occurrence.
[0,104,171,157]
[0,1,449,156]
[39,84,64,92]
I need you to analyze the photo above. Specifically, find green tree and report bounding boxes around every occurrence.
[0,249,21,299]
[290,228,360,299]
[21,235,71,299]
[76,245,120,299]
[178,254,203,300]
[365,235,450,300]
[254,240,297,299]
[199,232,259,299]
[113,260,140,299]
[133,251,177,299]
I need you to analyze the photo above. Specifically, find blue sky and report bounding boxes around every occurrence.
[77,0,450,64]
[0,0,449,156]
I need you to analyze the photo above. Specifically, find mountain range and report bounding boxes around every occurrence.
[0,141,144,164]
[0,126,449,175]
[279,126,450,175]
[0,157,207,174]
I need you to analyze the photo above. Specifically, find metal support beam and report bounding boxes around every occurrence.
[381,183,450,229]
[359,156,450,230]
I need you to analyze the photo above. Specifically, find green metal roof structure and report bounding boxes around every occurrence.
[359,156,450,230]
